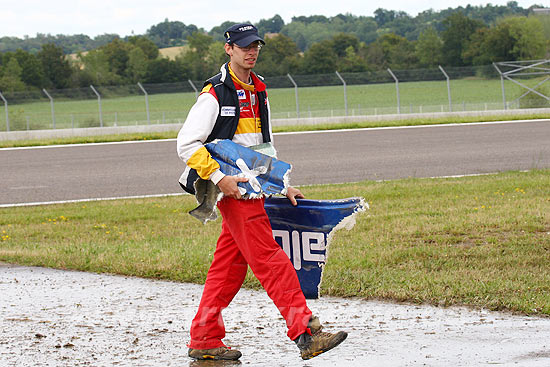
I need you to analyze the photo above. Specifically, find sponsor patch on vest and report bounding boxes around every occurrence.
[221,106,236,116]
[237,89,246,100]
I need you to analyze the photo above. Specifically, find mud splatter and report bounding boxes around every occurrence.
[1,263,550,366]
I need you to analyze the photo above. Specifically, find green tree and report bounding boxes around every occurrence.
[330,33,360,57]
[144,58,184,83]
[415,27,443,67]
[187,32,214,54]
[463,16,545,65]
[463,27,506,65]
[441,12,484,66]
[505,16,545,60]
[77,49,122,86]
[99,38,132,80]
[127,36,159,60]
[92,34,120,48]
[365,42,385,70]
[146,19,199,47]
[256,15,285,36]
[374,8,397,27]
[127,47,149,82]
[367,33,417,70]
[337,46,368,72]
[0,57,27,92]
[2,50,47,88]
[37,43,73,89]
[205,41,228,74]
[301,41,337,74]
[179,33,220,80]
[281,21,334,51]
[254,34,300,76]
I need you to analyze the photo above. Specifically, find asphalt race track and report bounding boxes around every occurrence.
[1,120,550,206]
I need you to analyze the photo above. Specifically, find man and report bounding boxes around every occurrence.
[176,23,347,361]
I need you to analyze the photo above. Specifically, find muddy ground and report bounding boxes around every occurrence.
[1,263,549,366]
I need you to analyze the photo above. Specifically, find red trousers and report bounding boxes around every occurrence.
[188,197,312,350]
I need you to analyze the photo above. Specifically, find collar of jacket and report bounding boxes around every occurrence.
[219,62,266,93]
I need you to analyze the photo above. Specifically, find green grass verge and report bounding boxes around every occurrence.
[1,170,549,314]
[2,112,549,148]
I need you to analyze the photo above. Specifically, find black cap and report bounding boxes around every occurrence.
[224,23,265,47]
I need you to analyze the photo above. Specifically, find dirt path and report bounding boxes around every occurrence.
[1,263,549,366]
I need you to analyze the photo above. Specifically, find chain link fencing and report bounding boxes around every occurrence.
[1,64,548,132]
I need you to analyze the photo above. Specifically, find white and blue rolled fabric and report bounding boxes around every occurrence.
[206,139,291,198]
[187,139,291,223]
[265,196,367,299]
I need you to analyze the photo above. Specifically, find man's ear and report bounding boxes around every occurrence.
[224,43,233,57]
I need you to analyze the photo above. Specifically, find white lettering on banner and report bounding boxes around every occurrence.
[220,106,236,116]
[272,230,327,271]
[302,232,326,262]
[237,90,246,100]
[292,231,301,270]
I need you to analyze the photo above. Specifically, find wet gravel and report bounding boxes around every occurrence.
[1,263,550,366]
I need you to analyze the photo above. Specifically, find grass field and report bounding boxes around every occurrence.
[1,170,549,315]
[0,77,535,131]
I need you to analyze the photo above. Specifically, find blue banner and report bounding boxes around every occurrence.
[265,197,367,299]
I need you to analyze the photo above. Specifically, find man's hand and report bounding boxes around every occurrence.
[286,186,304,206]
[217,175,249,199]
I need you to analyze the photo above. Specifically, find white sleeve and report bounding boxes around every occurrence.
[176,93,225,182]
[267,97,274,144]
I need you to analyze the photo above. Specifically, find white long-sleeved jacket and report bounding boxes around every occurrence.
[177,63,273,188]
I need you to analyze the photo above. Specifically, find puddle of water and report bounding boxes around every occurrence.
[1,263,550,366]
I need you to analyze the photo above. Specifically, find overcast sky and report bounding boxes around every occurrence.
[0,0,541,38]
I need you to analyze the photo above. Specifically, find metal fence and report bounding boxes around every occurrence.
[1,63,549,132]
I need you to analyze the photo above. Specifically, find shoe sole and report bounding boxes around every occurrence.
[191,354,241,361]
[302,331,348,360]
[188,350,242,361]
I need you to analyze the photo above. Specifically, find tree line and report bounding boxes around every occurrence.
[0,3,548,95]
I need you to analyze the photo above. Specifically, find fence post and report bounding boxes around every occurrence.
[90,85,103,127]
[493,62,507,110]
[0,91,8,132]
[335,71,348,116]
[188,80,198,100]
[387,68,400,114]
[287,74,300,118]
[137,82,150,124]
[42,89,56,129]
[438,66,452,112]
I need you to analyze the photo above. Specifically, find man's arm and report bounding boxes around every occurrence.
[176,90,226,185]
[177,88,250,198]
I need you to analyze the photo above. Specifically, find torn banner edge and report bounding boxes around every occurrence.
[316,197,369,297]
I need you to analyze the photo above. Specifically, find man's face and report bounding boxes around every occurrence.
[225,41,262,71]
